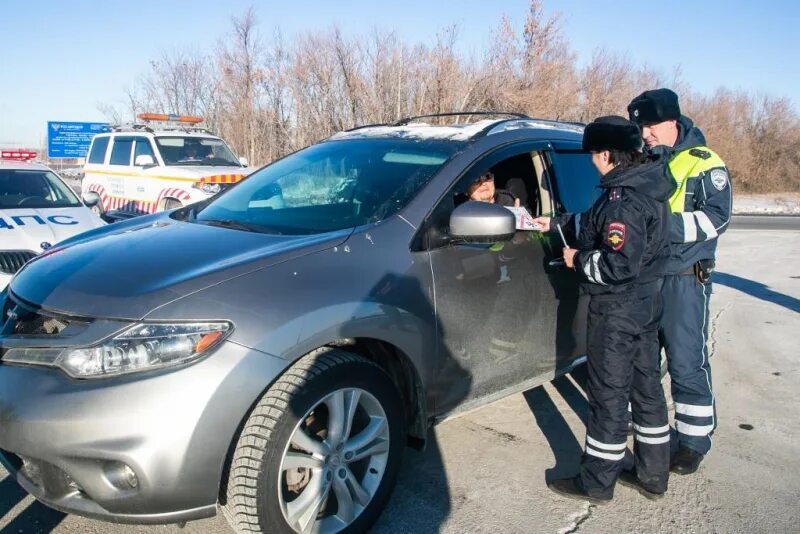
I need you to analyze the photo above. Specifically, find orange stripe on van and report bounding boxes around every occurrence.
[199,174,246,184]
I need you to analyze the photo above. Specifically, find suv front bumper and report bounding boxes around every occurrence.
[0,341,287,524]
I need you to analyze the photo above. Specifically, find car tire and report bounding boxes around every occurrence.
[222,347,405,534]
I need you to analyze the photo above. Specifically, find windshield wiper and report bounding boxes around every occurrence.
[198,218,282,234]
[199,218,259,232]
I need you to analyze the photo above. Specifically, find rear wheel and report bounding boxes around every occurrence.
[223,348,405,534]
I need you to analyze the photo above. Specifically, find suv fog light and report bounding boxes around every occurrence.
[105,461,139,490]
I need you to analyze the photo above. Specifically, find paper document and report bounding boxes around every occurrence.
[505,206,543,231]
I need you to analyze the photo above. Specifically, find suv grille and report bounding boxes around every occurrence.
[0,250,37,275]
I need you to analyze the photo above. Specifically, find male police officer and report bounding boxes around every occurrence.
[628,89,732,474]
[535,116,675,502]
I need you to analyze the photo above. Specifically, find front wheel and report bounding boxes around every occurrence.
[223,348,405,534]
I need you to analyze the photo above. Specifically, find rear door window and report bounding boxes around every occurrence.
[88,136,110,164]
[109,137,134,166]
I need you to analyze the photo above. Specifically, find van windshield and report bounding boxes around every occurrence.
[155,136,242,166]
[188,139,460,235]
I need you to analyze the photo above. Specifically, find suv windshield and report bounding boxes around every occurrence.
[155,136,241,166]
[189,138,460,235]
[0,169,82,209]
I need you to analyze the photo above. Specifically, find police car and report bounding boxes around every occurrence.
[0,149,105,288]
[82,113,252,219]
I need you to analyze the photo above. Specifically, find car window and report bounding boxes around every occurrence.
[109,138,134,166]
[189,139,460,235]
[550,150,601,214]
[88,136,110,164]
[154,137,240,166]
[134,138,156,162]
[0,170,82,208]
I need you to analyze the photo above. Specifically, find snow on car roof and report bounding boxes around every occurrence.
[330,118,584,142]
[330,120,500,141]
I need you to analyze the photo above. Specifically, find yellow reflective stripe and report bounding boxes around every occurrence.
[667,147,725,213]
[84,170,200,183]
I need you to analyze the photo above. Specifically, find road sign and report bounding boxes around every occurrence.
[47,121,110,158]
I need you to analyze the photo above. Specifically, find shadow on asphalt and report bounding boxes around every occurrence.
[523,369,588,484]
[714,272,800,313]
[0,475,66,533]
[372,433,451,533]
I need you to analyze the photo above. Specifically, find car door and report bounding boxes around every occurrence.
[419,141,574,415]
[107,136,135,211]
[541,142,602,368]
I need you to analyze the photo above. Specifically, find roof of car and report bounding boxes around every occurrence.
[329,118,585,143]
[0,160,53,172]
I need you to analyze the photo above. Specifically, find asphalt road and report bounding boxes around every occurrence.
[1,228,799,533]
[729,215,800,231]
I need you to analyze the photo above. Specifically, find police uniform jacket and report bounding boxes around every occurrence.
[648,116,732,274]
[555,161,676,296]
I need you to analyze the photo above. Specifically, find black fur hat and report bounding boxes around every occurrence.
[582,116,642,152]
[627,88,681,125]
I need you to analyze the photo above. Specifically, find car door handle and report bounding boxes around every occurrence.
[548,258,566,268]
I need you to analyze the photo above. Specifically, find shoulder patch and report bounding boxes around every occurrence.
[689,148,711,159]
[710,168,729,191]
[608,187,623,202]
[607,221,626,251]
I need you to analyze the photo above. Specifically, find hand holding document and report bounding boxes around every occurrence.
[505,206,544,231]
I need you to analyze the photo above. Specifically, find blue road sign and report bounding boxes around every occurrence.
[47,121,110,158]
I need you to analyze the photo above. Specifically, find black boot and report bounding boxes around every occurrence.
[617,469,666,501]
[670,447,704,475]
[548,476,612,505]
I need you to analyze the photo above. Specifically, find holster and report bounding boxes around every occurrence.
[693,259,715,284]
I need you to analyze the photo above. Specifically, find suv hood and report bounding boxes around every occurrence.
[9,214,349,320]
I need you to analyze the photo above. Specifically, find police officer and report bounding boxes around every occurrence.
[628,89,732,474]
[534,116,676,502]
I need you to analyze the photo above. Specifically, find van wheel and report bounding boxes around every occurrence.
[161,198,182,211]
[222,348,405,534]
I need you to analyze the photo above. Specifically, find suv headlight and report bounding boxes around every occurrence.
[194,182,221,195]
[2,322,232,378]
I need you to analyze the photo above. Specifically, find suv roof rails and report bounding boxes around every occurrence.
[392,111,530,127]
[109,123,214,135]
[110,124,154,133]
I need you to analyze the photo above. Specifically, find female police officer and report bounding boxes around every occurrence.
[534,116,675,502]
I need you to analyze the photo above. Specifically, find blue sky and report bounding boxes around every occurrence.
[1,0,797,147]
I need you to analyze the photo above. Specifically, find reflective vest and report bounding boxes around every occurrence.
[667,146,725,213]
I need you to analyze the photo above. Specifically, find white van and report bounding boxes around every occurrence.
[82,114,252,218]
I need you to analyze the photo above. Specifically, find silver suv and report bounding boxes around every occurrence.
[0,114,598,533]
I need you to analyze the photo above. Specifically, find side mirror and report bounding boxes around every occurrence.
[449,201,516,244]
[239,156,249,167]
[134,154,156,167]
[82,191,101,208]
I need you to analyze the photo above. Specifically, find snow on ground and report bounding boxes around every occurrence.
[733,193,800,215]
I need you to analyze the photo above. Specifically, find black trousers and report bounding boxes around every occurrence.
[580,281,670,498]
